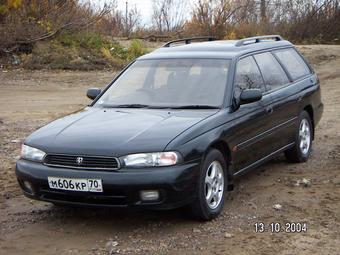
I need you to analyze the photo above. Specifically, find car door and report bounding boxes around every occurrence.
[229,55,275,173]
[253,49,312,151]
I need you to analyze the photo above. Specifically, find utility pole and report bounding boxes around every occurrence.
[125,1,128,37]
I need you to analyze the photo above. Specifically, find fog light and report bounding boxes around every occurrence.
[23,181,33,193]
[140,190,159,201]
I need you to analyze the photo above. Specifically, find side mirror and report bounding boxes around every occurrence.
[240,89,262,105]
[87,88,101,100]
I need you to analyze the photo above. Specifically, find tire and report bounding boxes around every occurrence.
[190,149,227,221]
[285,110,313,163]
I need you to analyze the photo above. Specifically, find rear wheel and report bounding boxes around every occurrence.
[285,111,313,163]
[190,149,227,220]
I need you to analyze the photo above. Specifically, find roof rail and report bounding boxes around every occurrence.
[163,37,216,47]
[235,35,283,47]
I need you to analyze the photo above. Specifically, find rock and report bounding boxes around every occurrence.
[273,204,282,210]
[224,232,233,238]
[301,178,311,187]
[192,228,201,234]
[296,178,311,187]
[105,240,119,253]
[11,54,20,65]
[247,201,257,210]
[11,139,21,143]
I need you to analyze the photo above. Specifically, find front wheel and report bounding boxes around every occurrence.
[190,149,227,220]
[285,111,313,163]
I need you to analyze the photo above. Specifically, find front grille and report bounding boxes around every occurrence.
[43,154,120,170]
[39,187,128,206]
[39,185,128,207]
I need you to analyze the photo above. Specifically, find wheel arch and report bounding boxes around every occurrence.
[208,140,234,190]
[303,105,314,140]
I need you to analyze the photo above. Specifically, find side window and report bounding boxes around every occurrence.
[234,56,265,98]
[254,52,290,91]
[273,48,311,81]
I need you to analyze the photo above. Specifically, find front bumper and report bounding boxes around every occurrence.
[16,159,201,209]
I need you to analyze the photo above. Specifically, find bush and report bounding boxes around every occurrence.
[126,40,148,61]
[21,32,149,70]
[57,32,113,51]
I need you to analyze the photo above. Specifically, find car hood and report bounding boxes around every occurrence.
[26,107,218,156]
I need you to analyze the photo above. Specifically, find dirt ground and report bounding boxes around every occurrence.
[0,45,339,255]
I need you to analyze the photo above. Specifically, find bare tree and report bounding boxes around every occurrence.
[186,0,244,38]
[124,4,142,37]
[96,1,125,37]
[100,1,141,38]
[260,0,267,22]
[152,0,188,34]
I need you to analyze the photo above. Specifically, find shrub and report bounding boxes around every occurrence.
[57,32,114,51]
[20,32,149,70]
[127,40,148,61]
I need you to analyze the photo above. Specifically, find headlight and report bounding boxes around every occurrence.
[21,144,46,162]
[121,152,180,167]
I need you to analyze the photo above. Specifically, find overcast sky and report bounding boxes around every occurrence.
[95,0,154,25]
[118,0,154,24]
[94,0,195,26]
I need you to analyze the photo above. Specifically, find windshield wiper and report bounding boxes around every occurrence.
[106,104,151,108]
[102,104,220,109]
[171,105,220,109]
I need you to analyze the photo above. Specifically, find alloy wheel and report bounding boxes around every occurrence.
[204,161,224,209]
[299,119,311,155]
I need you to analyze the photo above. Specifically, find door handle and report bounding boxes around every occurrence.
[266,106,273,114]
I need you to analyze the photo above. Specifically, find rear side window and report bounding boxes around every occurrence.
[234,56,265,98]
[254,52,290,91]
[274,48,311,80]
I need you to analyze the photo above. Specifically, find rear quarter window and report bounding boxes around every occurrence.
[273,48,311,81]
[253,52,290,91]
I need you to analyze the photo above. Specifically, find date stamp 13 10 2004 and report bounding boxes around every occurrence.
[254,222,308,233]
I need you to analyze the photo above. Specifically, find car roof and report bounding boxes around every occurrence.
[139,36,293,60]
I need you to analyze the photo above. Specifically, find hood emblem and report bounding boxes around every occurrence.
[76,157,83,165]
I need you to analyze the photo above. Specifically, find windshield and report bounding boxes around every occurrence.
[95,59,230,109]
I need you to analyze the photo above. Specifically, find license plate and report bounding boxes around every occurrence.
[47,177,103,192]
